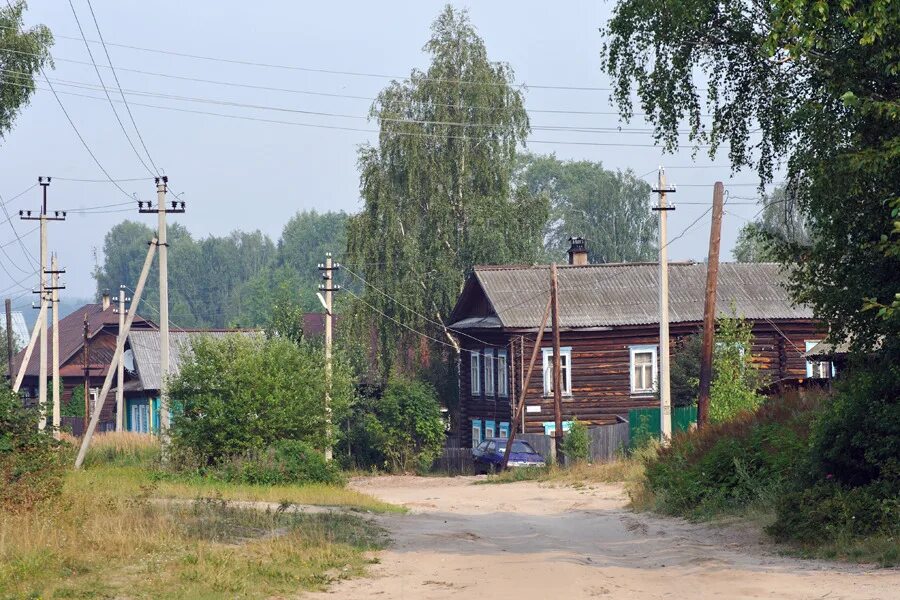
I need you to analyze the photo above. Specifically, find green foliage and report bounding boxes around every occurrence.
[342,376,445,473]
[346,6,547,380]
[0,385,65,509]
[670,333,702,407]
[561,418,590,463]
[733,186,811,262]
[217,440,345,486]
[709,315,763,423]
[63,384,85,417]
[265,299,305,345]
[169,335,353,466]
[516,153,656,263]
[603,0,900,351]
[641,394,819,519]
[0,2,54,141]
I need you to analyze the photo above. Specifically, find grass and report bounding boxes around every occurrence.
[780,534,900,568]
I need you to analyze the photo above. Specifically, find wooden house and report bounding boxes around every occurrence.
[447,246,828,448]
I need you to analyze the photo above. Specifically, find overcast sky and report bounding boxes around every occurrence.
[0,1,775,301]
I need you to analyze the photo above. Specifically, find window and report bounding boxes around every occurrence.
[471,419,482,448]
[497,350,509,397]
[484,419,496,439]
[630,345,658,394]
[470,352,481,396]
[486,441,497,453]
[484,348,495,396]
[542,347,573,397]
[805,341,834,379]
[499,422,509,438]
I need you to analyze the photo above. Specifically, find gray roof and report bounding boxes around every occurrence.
[129,329,262,391]
[451,262,813,330]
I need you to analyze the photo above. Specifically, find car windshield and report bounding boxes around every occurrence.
[497,441,535,454]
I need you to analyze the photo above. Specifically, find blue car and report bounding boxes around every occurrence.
[472,437,545,474]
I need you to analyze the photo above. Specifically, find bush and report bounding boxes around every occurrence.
[169,335,353,466]
[219,440,344,486]
[0,386,66,510]
[561,419,590,464]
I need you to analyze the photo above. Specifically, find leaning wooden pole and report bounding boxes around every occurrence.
[75,239,158,469]
[13,303,46,393]
[501,295,552,469]
[698,182,725,428]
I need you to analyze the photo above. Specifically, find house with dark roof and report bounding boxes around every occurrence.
[447,243,827,448]
[122,329,262,433]
[10,293,154,434]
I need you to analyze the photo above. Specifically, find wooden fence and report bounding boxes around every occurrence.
[432,447,475,475]
[583,420,630,463]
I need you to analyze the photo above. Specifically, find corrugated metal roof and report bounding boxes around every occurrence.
[458,262,811,329]
[129,329,262,391]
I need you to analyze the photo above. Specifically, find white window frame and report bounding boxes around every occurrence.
[470,351,481,396]
[541,347,573,397]
[484,348,495,397]
[471,419,482,448]
[805,340,834,379]
[497,349,509,397]
[630,345,658,395]
[484,419,495,439]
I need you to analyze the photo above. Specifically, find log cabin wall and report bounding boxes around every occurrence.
[458,319,824,448]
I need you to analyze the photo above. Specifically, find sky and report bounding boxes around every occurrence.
[0,0,776,303]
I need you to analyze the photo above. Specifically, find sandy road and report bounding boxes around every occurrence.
[307,475,899,599]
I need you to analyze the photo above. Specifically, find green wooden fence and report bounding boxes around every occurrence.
[628,406,697,448]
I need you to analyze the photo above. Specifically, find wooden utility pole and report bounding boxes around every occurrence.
[501,295,552,469]
[653,167,676,443]
[5,298,13,380]
[76,239,158,468]
[550,263,563,464]
[83,313,90,433]
[698,182,725,429]
[318,253,340,462]
[115,285,127,432]
[139,176,184,440]
[20,178,65,431]
[50,254,65,440]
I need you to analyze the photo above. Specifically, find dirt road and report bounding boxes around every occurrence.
[307,476,899,599]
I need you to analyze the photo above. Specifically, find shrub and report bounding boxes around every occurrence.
[219,440,344,486]
[709,315,764,423]
[561,418,590,463]
[0,386,65,510]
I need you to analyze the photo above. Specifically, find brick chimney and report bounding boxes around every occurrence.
[567,237,588,265]
[101,289,110,310]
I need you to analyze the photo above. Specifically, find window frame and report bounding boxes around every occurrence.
[805,340,834,379]
[470,351,481,396]
[471,419,482,448]
[629,345,658,395]
[484,419,496,439]
[497,349,509,397]
[484,348,495,397]
[541,347,573,397]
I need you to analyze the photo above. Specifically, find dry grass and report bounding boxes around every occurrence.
[61,430,162,467]
[0,473,388,599]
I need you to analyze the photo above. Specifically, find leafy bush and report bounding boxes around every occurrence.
[709,315,764,423]
[343,375,445,472]
[0,386,65,510]
[561,418,590,463]
[219,440,344,486]
[169,335,353,467]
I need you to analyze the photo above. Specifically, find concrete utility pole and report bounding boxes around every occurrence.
[20,177,65,431]
[76,239,158,468]
[652,167,676,443]
[115,285,129,432]
[49,254,66,439]
[318,253,341,462]
[139,176,184,439]
[5,298,12,380]
[13,303,46,393]
[698,182,725,429]
[550,263,564,464]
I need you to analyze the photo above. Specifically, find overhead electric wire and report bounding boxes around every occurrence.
[84,0,160,175]
[66,0,156,176]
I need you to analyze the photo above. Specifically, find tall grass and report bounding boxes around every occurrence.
[61,430,161,467]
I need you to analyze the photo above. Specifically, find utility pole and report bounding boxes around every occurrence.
[550,263,563,464]
[83,313,90,433]
[698,182,725,429]
[317,253,341,462]
[139,176,184,439]
[652,167,676,443]
[48,254,66,440]
[21,177,65,431]
[5,298,13,380]
[115,285,129,432]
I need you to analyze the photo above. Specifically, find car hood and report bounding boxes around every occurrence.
[507,452,542,462]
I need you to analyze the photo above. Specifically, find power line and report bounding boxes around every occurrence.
[84,0,160,175]
[66,0,156,176]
